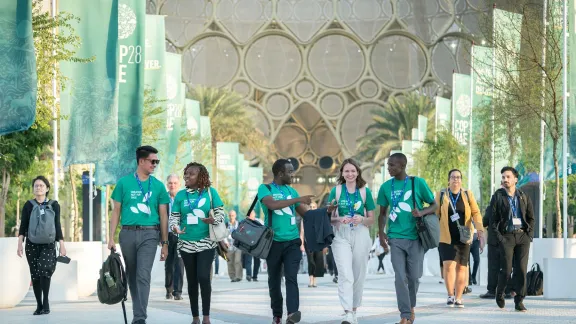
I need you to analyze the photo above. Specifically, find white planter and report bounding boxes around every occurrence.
[532,238,576,267]
[64,242,103,297]
[0,238,31,308]
[543,257,576,299]
[51,260,78,302]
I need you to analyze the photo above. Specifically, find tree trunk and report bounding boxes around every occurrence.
[105,185,110,243]
[552,140,562,238]
[507,120,516,166]
[15,189,21,237]
[69,165,80,242]
[0,170,11,238]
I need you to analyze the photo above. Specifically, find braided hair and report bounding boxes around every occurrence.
[183,162,212,190]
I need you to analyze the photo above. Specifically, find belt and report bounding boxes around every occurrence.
[508,229,524,234]
[122,225,159,230]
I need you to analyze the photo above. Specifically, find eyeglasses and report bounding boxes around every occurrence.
[146,159,160,165]
[450,176,462,180]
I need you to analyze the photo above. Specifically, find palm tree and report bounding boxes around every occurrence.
[356,92,436,167]
[189,86,271,176]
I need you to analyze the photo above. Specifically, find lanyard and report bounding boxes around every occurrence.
[391,177,409,211]
[186,190,204,212]
[508,195,518,217]
[271,182,294,213]
[343,184,359,217]
[448,190,461,213]
[135,173,151,205]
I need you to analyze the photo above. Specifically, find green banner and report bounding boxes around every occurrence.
[0,0,37,135]
[235,153,245,214]
[161,52,183,177]
[569,0,576,173]
[59,0,118,166]
[247,166,263,219]
[435,97,451,132]
[96,0,146,185]
[168,83,187,176]
[142,14,167,180]
[200,116,213,175]
[452,73,472,147]
[216,142,239,211]
[185,98,200,162]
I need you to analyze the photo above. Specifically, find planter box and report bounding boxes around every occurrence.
[51,260,78,302]
[0,238,31,308]
[64,242,103,297]
[543,258,576,299]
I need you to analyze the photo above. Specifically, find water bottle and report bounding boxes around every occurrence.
[104,271,115,288]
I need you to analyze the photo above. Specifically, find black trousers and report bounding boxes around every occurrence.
[469,237,480,282]
[266,239,302,317]
[306,250,324,277]
[496,232,530,299]
[181,248,215,317]
[326,246,338,276]
[244,254,261,279]
[377,253,386,272]
[165,233,184,294]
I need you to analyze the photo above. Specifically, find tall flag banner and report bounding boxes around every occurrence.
[470,45,494,198]
[247,166,263,219]
[185,98,201,161]
[161,53,183,178]
[240,159,250,215]
[216,142,240,211]
[0,0,37,135]
[96,0,146,185]
[142,14,167,180]
[200,116,213,175]
[435,97,451,133]
[452,73,472,146]
[60,0,118,166]
[417,115,428,141]
[236,153,245,213]
[569,0,576,172]
[168,83,187,176]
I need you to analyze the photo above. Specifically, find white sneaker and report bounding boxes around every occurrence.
[352,311,358,324]
[341,311,354,324]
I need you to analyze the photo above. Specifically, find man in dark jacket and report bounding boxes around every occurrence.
[489,167,534,312]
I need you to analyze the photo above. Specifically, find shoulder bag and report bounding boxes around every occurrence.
[411,177,440,250]
[208,187,230,242]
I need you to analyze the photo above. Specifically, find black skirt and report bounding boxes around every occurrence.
[25,239,56,280]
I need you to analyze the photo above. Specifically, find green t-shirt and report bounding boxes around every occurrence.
[171,187,223,241]
[257,183,300,242]
[111,174,171,226]
[377,176,435,240]
[327,185,376,217]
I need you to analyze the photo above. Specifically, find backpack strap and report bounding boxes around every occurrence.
[335,185,342,218]
[411,177,416,209]
[359,186,367,216]
[265,184,272,227]
[29,199,39,207]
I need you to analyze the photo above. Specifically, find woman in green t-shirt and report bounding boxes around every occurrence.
[328,158,376,324]
[169,162,225,324]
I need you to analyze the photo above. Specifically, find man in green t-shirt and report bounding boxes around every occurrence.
[257,159,315,324]
[107,146,170,324]
[377,153,437,324]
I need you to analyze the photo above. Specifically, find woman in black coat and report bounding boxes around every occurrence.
[17,176,66,315]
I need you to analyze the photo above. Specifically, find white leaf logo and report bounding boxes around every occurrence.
[403,190,412,202]
[130,207,139,214]
[393,207,401,214]
[282,207,293,215]
[354,201,361,211]
[118,4,137,40]
[137,203,151,214]
[197,198,206,208]
[399,202,412,212]
[274,209,283,215]
[287,195,292,199]
[193,209,205,218]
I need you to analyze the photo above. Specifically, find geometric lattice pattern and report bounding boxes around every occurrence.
[147,0,487,202]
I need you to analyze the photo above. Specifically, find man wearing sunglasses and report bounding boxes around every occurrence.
[108,145,170,324]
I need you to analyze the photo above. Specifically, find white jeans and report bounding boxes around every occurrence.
[331,223,372,311]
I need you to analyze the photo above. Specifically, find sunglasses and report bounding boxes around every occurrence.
[145,158,160,165]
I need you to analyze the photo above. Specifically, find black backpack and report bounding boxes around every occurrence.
[97,249,128,323]
[526,263,544,296]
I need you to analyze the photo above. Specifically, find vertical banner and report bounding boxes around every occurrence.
[142,14,167,179]
[161,53,183,178]
[235,153,245,213]
[185,98,201,161]
[435,97,451,133]
[216,142,239,211]
[0,0,37,135]
[417,115,428,141]
[247,166,263,219]
[96,0,146,185]
[569,0,576,172]
[452,73,472,146]
[60,0,118,166]
[200,116,213,175]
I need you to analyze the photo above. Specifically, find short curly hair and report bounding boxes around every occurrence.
[184,162,211,190]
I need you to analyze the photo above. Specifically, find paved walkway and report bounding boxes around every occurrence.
[2,274,575,324]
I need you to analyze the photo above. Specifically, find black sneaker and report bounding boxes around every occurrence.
[480,291,495,299]
[166,291,173,299]
[252,277,258,282]
[515,301,527,312]
[446,296,455,307]
[496,294,505,309]
[333,276,338,284]
[286,311,301,324]
[271,317,281,324]
[246,276,252,282]
[454,299,464,308]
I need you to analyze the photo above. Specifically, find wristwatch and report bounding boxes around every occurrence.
[161,240,169,246]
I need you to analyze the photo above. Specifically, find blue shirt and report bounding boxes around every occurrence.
[506,193,525,232]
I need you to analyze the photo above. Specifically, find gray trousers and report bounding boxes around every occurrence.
[119,229,159,323]
[389,238,424,320]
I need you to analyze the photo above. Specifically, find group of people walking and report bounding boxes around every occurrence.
[16,144,535,324]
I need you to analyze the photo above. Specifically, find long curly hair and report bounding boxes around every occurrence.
[184,162,211,190]
[337,158,367,188]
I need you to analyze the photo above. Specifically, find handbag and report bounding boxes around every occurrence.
[445,188,473,244]
[207,187,229,242]
[216,241,229,261]
[411,177,440,251]
[231,185,274,259]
